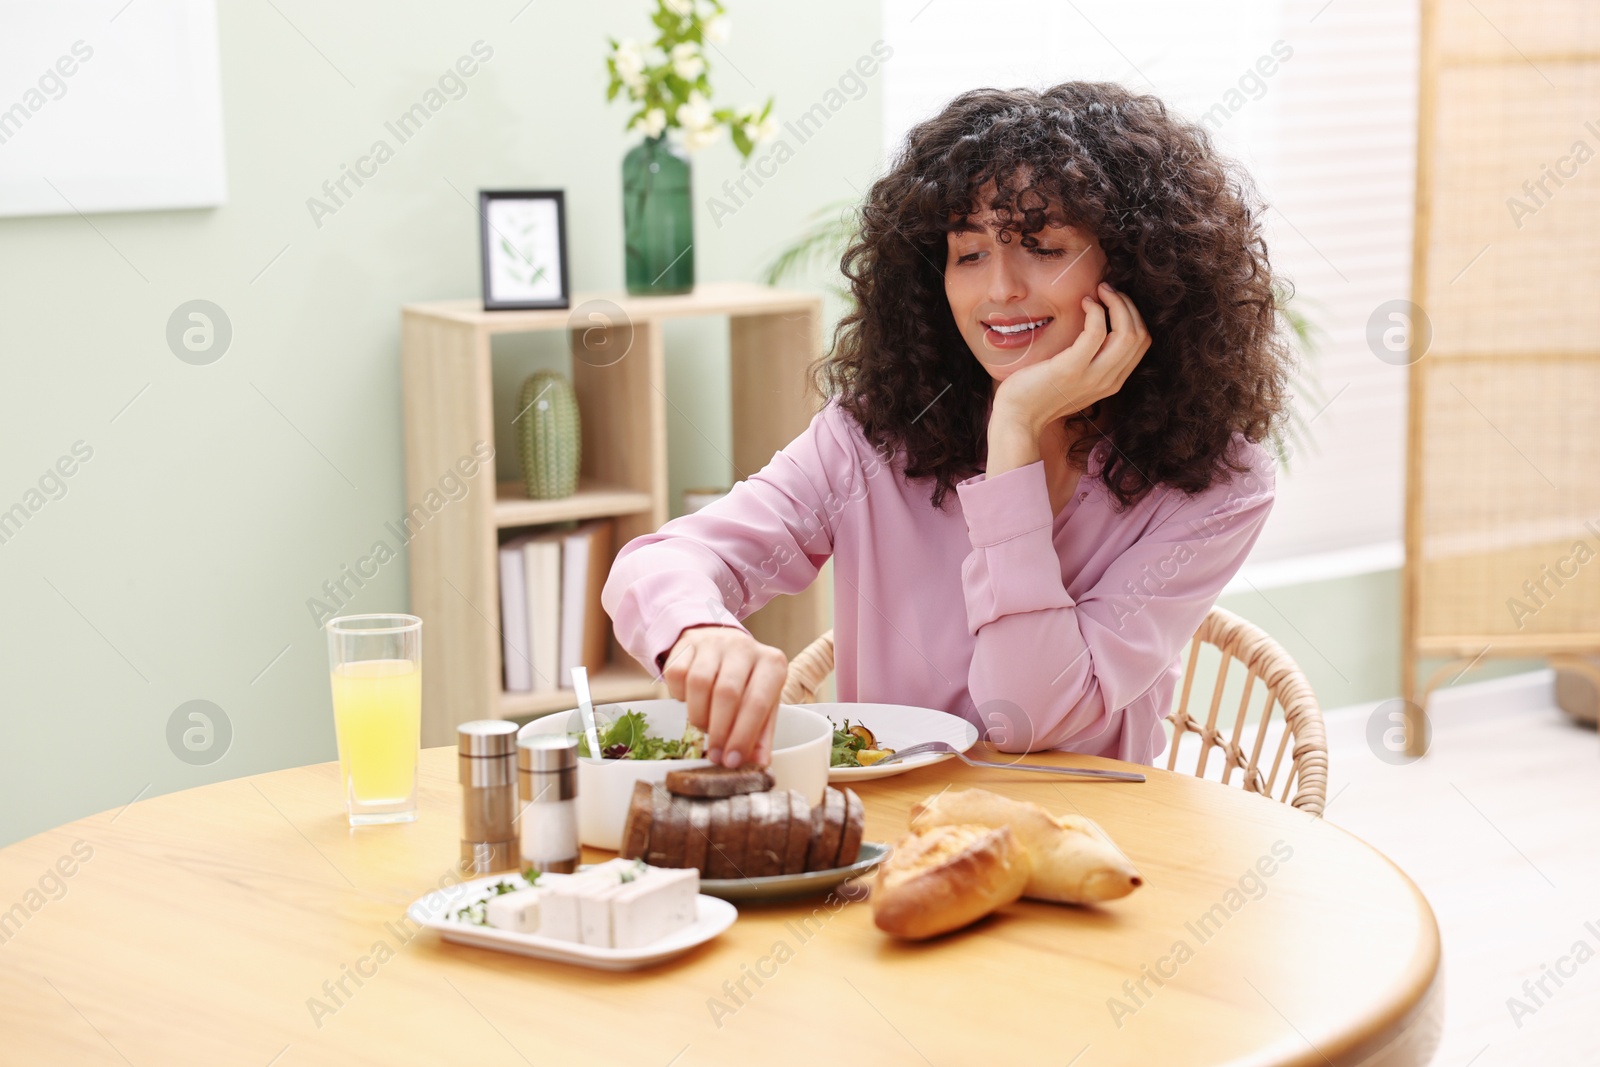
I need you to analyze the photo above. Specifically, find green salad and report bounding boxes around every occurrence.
[573,709,707,760]
[830,719,895,768]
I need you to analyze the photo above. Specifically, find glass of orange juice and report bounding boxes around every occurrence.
[326,614,422,825]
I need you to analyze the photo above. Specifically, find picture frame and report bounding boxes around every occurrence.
[478,189,570,311]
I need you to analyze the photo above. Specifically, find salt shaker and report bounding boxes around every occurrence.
[457,720,519,873]
[518,734,579,874]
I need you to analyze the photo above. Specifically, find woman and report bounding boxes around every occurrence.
[602,82,1295,770]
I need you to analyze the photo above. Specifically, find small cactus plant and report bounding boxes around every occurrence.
[517,370,581,499]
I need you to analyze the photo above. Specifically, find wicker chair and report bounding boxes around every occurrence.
[779,604,1329,816]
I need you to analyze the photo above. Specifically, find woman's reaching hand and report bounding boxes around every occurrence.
[661,623,789,768]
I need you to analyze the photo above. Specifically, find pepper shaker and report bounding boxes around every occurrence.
[518,734,579,874]
[457,720,520,873]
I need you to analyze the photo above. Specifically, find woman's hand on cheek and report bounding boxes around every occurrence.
[993,282,1151,435]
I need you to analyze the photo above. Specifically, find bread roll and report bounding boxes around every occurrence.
[909,788,1142,904]
[871,824,1030,940]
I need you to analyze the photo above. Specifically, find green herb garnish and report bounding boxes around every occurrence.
[450,871,540,926]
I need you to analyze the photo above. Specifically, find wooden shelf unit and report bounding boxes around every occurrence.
[401,281,832,746]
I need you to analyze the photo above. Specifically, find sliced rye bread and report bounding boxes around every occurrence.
[759,789,793,877]
[619,780,655,860]
[806,787,847,872]
[664,765,774,798]
[710,792,753,879]
[704,796,735,879]
[683,795,713,872]
[644,784,678,866]
[834,787,865,868]
[781,790,813,874]
[746,791,777,877]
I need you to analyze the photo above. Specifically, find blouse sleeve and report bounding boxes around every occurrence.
[953,440,1276,754]
[601,399,877,676]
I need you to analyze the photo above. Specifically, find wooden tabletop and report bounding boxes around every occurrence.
[0,745,1441,1067]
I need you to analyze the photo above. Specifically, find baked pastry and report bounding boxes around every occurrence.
[871,823,1031,940]
[909,788,1142,904]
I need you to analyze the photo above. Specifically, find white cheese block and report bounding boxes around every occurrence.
[607,866,699,949]
[537,858,641,943]
[484,886,544,934]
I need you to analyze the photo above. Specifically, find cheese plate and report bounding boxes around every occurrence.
[407,870,737,971]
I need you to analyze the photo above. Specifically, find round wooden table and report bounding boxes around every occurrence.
[0,745,1441,1066]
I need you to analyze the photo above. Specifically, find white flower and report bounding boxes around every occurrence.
[676,89,714,131]
[683,123,723,151]
[613,39,646,92]
[705,15,730,43]
[670,41,705,81]
[631,107,668,139]
[695,0,717,17]
[749,113,779,144]
[664,0,693,16]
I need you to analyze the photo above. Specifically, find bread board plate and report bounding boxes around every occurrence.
[406,870,737,971]
[697,841,890,902]
[794,702,981,782]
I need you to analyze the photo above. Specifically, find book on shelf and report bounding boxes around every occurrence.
[524,529,564,693]
[560,518,615,683]
[497,533,533,692]
[498,518,616,694]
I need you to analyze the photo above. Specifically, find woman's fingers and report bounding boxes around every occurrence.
[682,638,723,733]
[751,712,779,768]
[1072,295,1109,361]
[662,639,695,707]
[704,647,754,763]
[723,646,787,768]
[1096,283,1134,352]
[1092,284,1150,389]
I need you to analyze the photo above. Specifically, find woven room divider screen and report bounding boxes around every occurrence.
[1402,0,1600,754]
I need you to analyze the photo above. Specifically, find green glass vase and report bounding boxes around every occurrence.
[622,134,694,295]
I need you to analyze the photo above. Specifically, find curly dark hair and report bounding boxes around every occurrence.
[813,81,1296,512]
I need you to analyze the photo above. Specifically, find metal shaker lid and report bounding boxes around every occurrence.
[518,733,578,772]
[457,719,520,757]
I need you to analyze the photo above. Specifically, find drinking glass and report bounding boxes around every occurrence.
[326,614,422,825]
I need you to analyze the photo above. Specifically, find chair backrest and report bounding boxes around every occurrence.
[1165,606,1327,816]
[779,629,836,706]
[780,606,1328,816]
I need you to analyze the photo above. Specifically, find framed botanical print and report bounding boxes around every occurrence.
[478,189,570,311]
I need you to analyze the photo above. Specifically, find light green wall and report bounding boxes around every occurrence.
[0,1,886,846]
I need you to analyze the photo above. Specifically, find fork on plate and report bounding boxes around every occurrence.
[872,740,1146,782]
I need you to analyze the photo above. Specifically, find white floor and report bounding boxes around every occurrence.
[1314,673,1600,1065]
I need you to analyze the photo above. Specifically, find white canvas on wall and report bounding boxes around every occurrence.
[0,0,226,217]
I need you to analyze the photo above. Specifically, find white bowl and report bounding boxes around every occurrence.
[517,699,832,851]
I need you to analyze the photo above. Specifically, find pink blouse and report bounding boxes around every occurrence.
[601,397,1276,766]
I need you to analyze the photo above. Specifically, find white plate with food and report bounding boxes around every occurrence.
[793,702,981,782]
[407,864,737,972]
